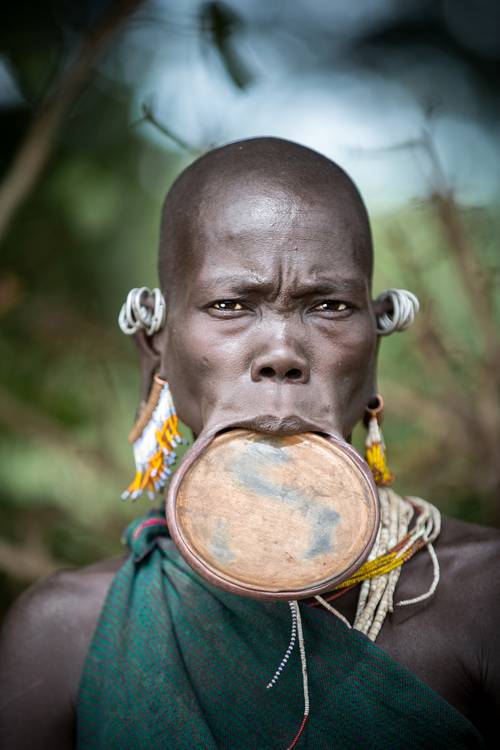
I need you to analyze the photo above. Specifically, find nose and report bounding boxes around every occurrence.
[251,344,310,384]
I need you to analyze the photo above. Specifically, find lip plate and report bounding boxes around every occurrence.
[166,428,379,601]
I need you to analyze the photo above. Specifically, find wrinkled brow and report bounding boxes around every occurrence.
[198,274,368,297]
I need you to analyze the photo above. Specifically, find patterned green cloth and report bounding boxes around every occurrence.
[77,510,484,749]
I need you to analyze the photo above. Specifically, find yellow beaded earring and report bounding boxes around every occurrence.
[364,394,394,487]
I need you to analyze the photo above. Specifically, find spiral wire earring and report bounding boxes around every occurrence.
[375,289,419,336]
[118,287,166,336]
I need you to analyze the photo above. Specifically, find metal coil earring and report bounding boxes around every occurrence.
[375,289,419,336]
[118,287,166,336]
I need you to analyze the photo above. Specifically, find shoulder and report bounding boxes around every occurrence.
[0,555,126,678]
[435,516,500,693]
[389,513,500,667]
[436,515,500,584]
[429,515,500,619]
[0,556,124,750]
[441,514,500,620]
[398,513,500,607]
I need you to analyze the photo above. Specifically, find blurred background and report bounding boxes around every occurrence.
[1,0,499,616]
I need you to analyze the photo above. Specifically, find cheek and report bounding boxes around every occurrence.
[162,317,248,429]
[342,326,377,373]
[160,322,205,430]
[334,322,377,425]
[313,314,376,376]
[170,319,248,378]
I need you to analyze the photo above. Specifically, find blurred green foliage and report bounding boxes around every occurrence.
[1,0,499,619]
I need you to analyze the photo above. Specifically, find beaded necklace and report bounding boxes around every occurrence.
[268,489,441,749]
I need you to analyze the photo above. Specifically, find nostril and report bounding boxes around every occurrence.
[260,367,275,378]
[286,368,302,381]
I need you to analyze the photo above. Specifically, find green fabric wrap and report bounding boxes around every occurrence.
[77,510,484,749]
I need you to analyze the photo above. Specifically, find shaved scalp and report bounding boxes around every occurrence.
[159,137,373,296]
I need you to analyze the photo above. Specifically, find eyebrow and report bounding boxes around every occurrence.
[198,274,367,297]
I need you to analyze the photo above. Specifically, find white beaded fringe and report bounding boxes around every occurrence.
[267,601,297,689]
[266,602,310,719]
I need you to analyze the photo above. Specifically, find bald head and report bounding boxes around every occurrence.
[158,137,373,297]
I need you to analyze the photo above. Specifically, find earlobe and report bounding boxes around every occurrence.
[132,329,163,406]
[118,286,167,405]
[363,393,395,487]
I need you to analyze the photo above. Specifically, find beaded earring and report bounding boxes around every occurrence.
[121,375,184,501]
[364,394,394,487]
[117,287,184,500]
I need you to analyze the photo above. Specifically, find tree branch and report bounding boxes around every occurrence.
[0,0,145,244]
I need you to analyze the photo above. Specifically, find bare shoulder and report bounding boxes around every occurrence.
[435,516,500,691]
[0,556,124,750]
[432,515,500,616]
[437,515,500,582]
[0,555,125,681]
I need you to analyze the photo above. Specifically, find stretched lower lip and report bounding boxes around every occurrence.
[220,414,329,437]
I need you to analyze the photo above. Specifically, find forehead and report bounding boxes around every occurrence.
[160,159,374,304]
[188,177,370,282]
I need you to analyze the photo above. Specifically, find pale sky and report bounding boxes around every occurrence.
[2,0,498,211]
[122,0,500,210]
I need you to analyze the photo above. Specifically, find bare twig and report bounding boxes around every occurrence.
[137,103,203,157]
[384,225,487,443]
[0,0,145,244]
[417,130,500,368]
[374,127,500,521]
[385,226,463,371]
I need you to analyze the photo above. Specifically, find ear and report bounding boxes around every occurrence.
[132,328,165,408]
[368,303,382,404]
[372,296,391,319]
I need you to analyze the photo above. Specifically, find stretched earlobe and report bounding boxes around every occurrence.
[363,394,394,487]
[118,287,167,406]
[133,329,163,407]
[374,289,419,336]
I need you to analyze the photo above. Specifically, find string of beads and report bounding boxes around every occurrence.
[267,489,440,748]
[313,488,441,641]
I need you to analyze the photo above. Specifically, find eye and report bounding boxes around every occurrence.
[211,300,244,311]
[311,300,350,313]
[206,299,249,317]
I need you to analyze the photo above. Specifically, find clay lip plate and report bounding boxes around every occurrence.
[166,429,379,601]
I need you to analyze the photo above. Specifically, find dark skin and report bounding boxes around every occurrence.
[1,138,500,749]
